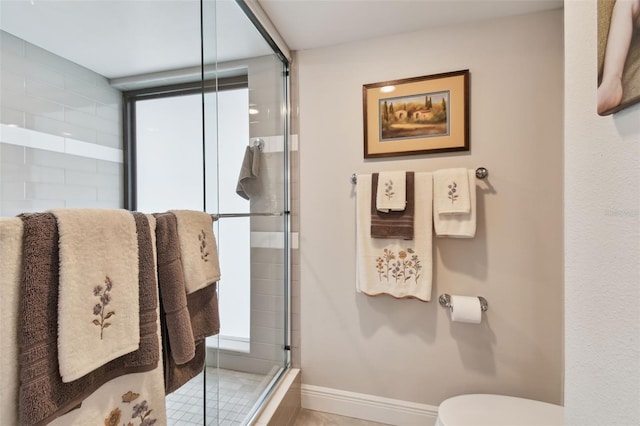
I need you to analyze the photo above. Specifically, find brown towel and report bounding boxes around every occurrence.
[164,341,206,395]
[163,285,220,394]
[371,172,415,240]
[188,283,220,342]
[154,212,196,365]
[18,212,159,426]
[155,213,221,394]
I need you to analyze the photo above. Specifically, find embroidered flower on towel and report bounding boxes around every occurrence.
[132,400,156,425]
[92,276,115,340]
[104,408,121,426]
[375,248,422,285]
[384,179,395,200]
[122,391,140,403]
[198,229,210,262]
[447,181,458,204]
[104,391,158,426]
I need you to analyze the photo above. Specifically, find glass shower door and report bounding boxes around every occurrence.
[203,1,291,423]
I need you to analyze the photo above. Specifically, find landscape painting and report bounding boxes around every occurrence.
[379,91,450,141]
[363,70,469,158]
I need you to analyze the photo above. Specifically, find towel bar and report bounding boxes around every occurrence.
[350,167,489,184]
[438,293,488,312]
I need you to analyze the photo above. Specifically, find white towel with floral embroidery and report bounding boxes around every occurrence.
[376,171,407,212]
[357,173,433,301]
[433,169,477,238]
[433,168,470,214]
[169,210,220,294]
[51,208,140,383]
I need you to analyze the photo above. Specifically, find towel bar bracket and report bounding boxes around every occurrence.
[475,167,488,179]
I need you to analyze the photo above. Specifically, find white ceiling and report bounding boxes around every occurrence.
[257,0,563,51]
[0,0,272,80]
[0,0,563,80]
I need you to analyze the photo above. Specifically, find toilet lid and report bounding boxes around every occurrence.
[436,394,563,426]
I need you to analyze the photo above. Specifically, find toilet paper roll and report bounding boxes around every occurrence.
[450,295,482,324]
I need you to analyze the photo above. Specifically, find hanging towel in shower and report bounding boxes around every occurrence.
[376,170,407,212]
[154,212,196,365]
[433,168,471,214]
[18,212,160,426]
[169,209,221,294]
[433,169,477,238]
[371,172,415,240]
[236,145,262,199]
[0,218,23,426]
[51,208,140,383]
[356,173,433,301]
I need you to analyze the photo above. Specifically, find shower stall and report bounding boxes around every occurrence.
[0,1,291,424]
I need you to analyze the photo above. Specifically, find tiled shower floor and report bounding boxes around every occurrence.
[166,367,270,426]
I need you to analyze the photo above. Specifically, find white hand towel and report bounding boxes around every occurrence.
[52,208,140,383]
[357,173,433,301]
[169,210,221,294]
[433,168,471,214]
[376,171,407,212]
[433,169,477,238]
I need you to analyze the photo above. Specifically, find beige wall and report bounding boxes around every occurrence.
[297,9,564,406]
[564,2,640,424]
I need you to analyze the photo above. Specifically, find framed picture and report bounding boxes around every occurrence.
[363,70,469,158]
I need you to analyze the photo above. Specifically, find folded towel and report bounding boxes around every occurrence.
[356,173,433,301]
[236,145,262,200]
[433,169,477,238]
[0,218,23,426]
[376,171,407,212]
[154,212,196,365]
[51,208,140,382]
[164,283,219,394]
[433,168,471,214]
[371,172,415,240]
[169,209,221,294]
[18,212,159,426]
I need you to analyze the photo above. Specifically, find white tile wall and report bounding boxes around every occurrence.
[0,30,123,216]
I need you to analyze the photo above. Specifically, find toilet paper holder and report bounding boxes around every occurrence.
[438,294,488,312]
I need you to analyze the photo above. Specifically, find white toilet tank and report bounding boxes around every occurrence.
[436,394,563,426]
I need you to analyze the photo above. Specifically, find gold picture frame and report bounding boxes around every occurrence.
[363,70,469,158]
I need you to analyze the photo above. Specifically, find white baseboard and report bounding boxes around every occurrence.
[301,384,439,426]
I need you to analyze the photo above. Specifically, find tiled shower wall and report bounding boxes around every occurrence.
[0,30,123,216]
[216,53,300,374]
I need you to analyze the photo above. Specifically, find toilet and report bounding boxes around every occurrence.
[436,394,564,426]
